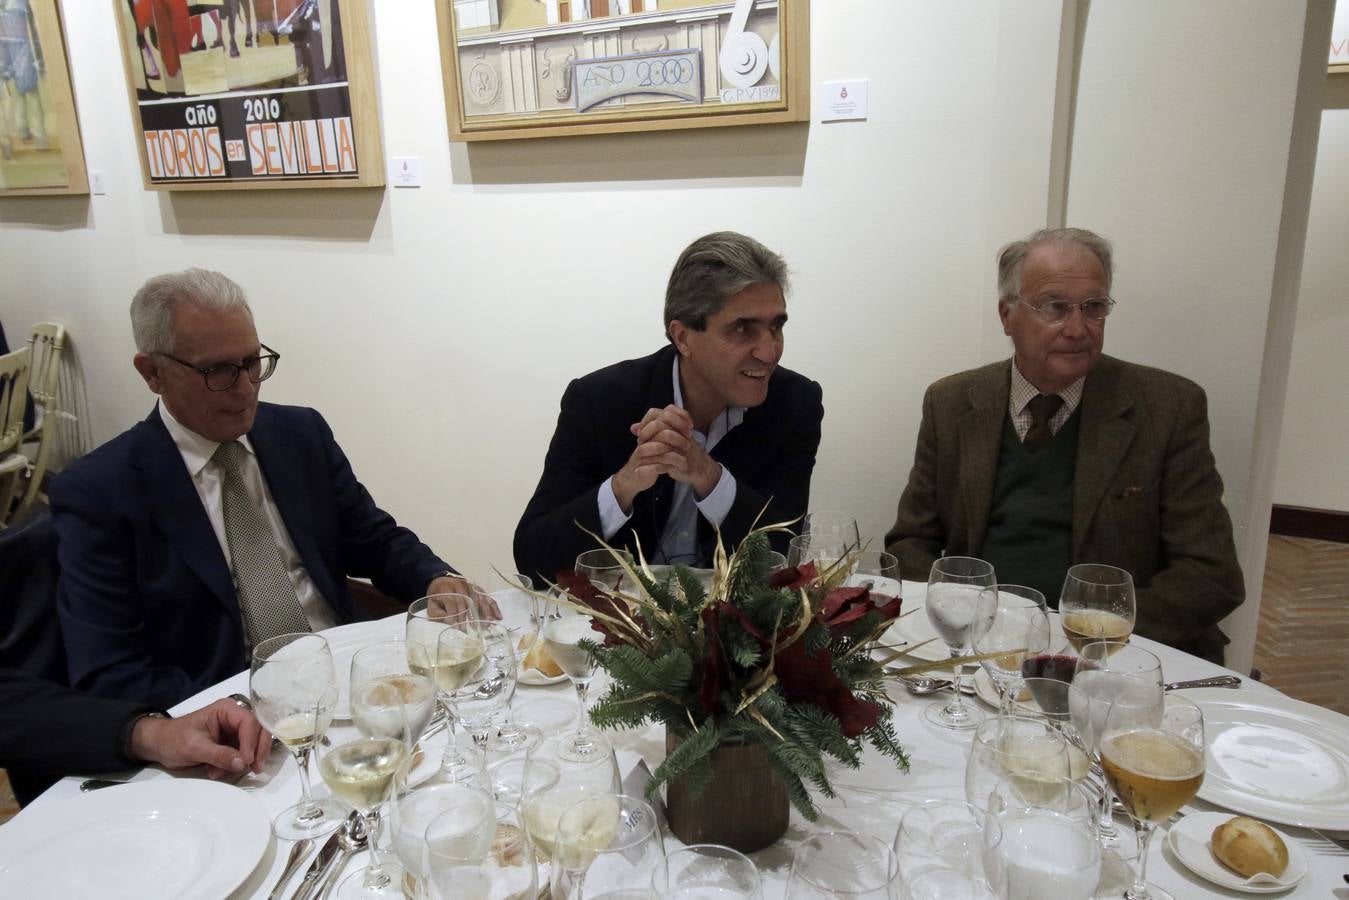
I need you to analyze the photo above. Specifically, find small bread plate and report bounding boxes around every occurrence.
[518,666,569,686]
[0,779,270,899]
[1166,811,1306,893]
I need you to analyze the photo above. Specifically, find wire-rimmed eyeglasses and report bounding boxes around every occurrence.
[1016,297,1115,324]
[158,344,280,391]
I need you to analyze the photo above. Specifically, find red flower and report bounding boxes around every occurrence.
[773,639,882,737]
[769,562,817,591]
[555,570,635,647]
[699,606,724,716]
[820,587,904,630]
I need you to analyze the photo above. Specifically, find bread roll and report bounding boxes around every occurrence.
[1211,816,1289,878]
[519,632,563,678]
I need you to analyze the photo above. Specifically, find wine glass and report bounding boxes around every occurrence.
[852,550,902,598]
[408,594,481,781]
[983,775,1102,900]
[924,557,998,730]
[1059,564,1136,650]
[350,641,437,745]
[1069,669,1163,847]
[451,623,516,748]
[894,802,991,900]
[764,550,789,572]
[802,510,861,550]
[423,800,538,900]
[484,572,546,752]
[653,844,764,899]
[972,585,1048,713]
[1100,695,1205,900]
[549,793,666,899]
[575,549,631,591]
[250,633,347,839]
[393,783,495,898]
[965,715,1071,814]
[320,731,410,899]
[543,602,603,761]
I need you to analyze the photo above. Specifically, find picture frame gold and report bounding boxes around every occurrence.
[113,0,384,191]
[0,0,89,196]
[436,0,809,142]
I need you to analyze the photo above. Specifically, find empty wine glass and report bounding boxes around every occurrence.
[452,623,516,748]
[1100,695,1205,900]
[894,803,991,900]
[1059,564,1136,650]
[803,510,861,549]
[973,585,1048,713]
[549,793,665,899]
[543,602,603,762]
[924,557,998,730]
[423,800,538,900]
[408,594,481,781]
[965,715,1071,814]
[852,550,903,599]
[575,549,632,591]
[250,633,347,839]
[653,844,764,899]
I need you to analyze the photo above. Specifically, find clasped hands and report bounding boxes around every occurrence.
[611,405,722,513]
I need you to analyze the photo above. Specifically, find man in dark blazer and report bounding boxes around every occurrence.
[886,228,1243,663]
[515,232,824,583]
[53,269,477,709]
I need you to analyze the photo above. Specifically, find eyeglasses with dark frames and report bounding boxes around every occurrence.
[1017,296,1115,324]
[158,344,280,392]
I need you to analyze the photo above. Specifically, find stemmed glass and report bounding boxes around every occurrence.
[852,549,902,598]
[924,557,998,730]
[423,800,538,900]
[549,793,666,899]
[250,633,347,839]
[965,714,1071,814]
[983,775,1102,900]
[320,725,410,898]
[972,585,1048,713]
[575,549,631,590]
[653,844,764,899]
[451,622,516,748]
[407,594,481,781]
[1059,564,1136,650]
[1100,695,1205,900]
[803,510,861,550]
[543,601,603,761]
[485,572,546,752]
[393,783,495,898]
[894,801,995,900]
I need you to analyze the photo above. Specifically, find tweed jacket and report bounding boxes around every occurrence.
[885,355,1244,662]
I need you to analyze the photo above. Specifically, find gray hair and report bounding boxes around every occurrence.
[130,268,252,354]
[997,227,1113,306]
[663,231,789,338]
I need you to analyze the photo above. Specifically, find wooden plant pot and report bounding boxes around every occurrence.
[664,731,789,852]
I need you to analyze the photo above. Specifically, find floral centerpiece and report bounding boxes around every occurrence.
[552,522,909,849]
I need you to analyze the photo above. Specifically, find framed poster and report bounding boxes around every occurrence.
[114,0,383,190]
[1332,1,1348,74]
[437,0,809,141]
[0,0,88,196]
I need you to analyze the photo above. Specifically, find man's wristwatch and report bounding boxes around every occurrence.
[227,692,253,711]
[121,710,170,762]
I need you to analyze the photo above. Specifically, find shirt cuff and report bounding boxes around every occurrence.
[695,466,737,529]
[598,477,633,540]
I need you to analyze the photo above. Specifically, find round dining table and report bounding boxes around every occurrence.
[5,582,1347,898]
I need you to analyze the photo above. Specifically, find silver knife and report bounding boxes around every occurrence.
[288,827,343,900]
[1163,675,1241,691]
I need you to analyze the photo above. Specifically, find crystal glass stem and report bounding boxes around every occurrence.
[571,677,594,754]
[1125,820,1158,899]
[291,746,323,825]
[360,808,390,889]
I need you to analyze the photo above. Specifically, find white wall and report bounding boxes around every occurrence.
[0,1,1324,665]
[1274,74,1349,512]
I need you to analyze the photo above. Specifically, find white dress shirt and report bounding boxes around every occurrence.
[158,400,338,631]
[597,357,741,564]
[1008,362,1084,441]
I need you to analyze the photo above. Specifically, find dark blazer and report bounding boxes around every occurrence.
[52,402,451,709]
[885,355,1244,662]
[514,345,824,583]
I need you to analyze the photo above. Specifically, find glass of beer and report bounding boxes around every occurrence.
[1059,564,1136,651]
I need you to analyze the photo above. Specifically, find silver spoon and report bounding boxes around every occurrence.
[900,674,952,695]
[264,837,314,900]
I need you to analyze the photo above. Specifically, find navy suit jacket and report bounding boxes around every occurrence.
[514,345,824,583]
[52,403,451,709]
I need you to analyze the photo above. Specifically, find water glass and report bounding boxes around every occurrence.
[983,776,1101,900]
[575,548,632,590]
[924,557,997,730]
[653,844,764,899]
[423,800,537,900]
[894,802,992,900]
[394,783,495,895]
[788,830,899,898]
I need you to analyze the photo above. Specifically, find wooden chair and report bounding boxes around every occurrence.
[12,323,66,523]
[0,347,33,527]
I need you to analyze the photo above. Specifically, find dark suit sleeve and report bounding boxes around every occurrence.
[514,379,612,584]
[0,666,146,774]
[52,469,199,707]
[312,410,452,602]
[717,378,824,551]
[1133,387,1244,660]
[885,383,944,579]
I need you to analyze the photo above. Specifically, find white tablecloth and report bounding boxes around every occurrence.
[7,584,1348,898]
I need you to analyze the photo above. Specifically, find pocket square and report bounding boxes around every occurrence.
[1117,485,1147,499]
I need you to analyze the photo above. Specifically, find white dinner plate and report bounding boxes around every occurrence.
[323,616,405,718]
[1165,811,1308,893]
[1189,688,1349,830]
[882,606,948,662]
[0,779,270,899]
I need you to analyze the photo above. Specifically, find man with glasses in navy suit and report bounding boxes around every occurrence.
[52,269,483,709]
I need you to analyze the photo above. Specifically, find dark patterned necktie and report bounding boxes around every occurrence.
[1023,393,1065,452]
[213,440,310,646]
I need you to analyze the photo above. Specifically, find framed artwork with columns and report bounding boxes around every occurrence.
[437,0,808,140]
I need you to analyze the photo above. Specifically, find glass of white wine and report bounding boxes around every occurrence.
[320,731,409,899]
[407,594,481,781]
[549,793,665,899]
[924,556,998,730]
[250,632,346,840]
[790,830,900,898]
[965,714,1071,815]
[543,603,603,762]
[1059,564,1136,651]
[1100,695,1205,900]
